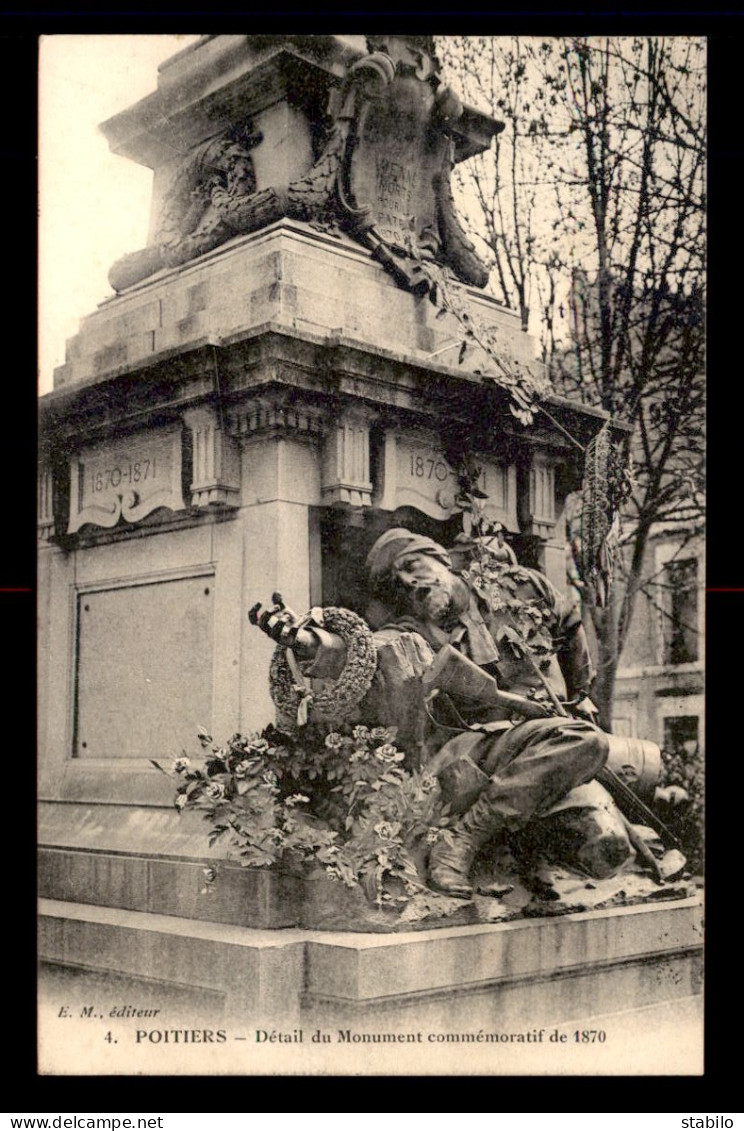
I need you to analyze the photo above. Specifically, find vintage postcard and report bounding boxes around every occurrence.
[38,33,705,1076]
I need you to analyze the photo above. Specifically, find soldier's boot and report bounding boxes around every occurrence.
[428,791,509,899]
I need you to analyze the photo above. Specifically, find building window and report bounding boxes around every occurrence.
[662,558,699,664]
[662,715,699,758]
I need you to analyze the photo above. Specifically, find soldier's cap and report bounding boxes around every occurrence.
[365,528,452,582]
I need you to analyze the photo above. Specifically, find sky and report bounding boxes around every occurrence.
[38,35,202,394]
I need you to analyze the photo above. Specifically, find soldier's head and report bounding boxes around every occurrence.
[365,528,468,624]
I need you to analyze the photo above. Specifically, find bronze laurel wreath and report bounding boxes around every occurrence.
[269,607,377,731]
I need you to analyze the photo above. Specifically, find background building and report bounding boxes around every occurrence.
[613,522,704,756]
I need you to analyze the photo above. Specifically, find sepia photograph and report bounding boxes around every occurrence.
[37,32,705,1076]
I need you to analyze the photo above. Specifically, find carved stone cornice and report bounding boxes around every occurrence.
[227,396,327,443]
[100,41,356,167]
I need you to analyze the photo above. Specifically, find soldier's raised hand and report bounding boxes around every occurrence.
[248,593,320,655]
[248,593,300,645]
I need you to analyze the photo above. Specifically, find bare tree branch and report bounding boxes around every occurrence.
[439,34,705,727]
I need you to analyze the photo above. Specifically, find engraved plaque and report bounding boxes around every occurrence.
[375,431,513,524]
[68,426,184,533]
[74,575,214,759]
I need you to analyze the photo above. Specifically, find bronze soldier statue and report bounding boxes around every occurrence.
[250,527,671,899]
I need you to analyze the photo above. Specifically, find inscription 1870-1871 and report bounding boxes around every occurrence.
[88,458,158,495]
[68,427,184,534]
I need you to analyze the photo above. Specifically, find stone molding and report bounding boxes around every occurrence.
[46,383,571,537]
[38,893,703,1038]
[51,226,531,393]
[321,411,374,508]
[521,454,557,539]
[183,406,241,508]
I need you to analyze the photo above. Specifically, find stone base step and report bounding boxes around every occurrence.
[40,895,703,1031]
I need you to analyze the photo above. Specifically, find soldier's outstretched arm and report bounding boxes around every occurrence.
[248,595,347,675]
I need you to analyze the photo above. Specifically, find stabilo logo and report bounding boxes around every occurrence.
[681,1121,734,1128]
